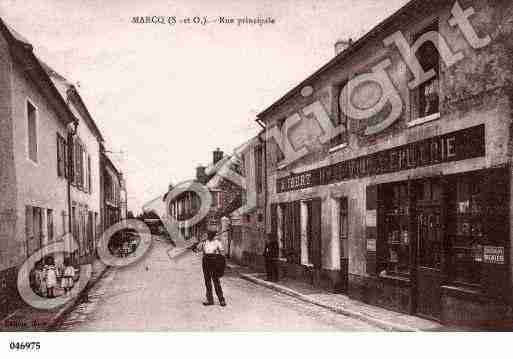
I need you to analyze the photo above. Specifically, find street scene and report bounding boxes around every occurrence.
[56,238,381,331]
[1,0,513,339]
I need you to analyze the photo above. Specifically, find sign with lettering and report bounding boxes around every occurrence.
[483,246,505,264]
[277,124,485,193]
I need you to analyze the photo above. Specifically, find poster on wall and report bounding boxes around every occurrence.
[483,246,505,264]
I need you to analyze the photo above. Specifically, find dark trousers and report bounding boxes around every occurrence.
[202,255,224,302]
[265,258,279,282]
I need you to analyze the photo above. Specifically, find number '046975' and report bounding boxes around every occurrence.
[9,341,40,350]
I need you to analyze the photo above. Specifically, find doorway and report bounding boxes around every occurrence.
[339,197,349,292]
[415,179,443,320]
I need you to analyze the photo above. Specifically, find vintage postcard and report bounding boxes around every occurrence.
[0,0,512,355]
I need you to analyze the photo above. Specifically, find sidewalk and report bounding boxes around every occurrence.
[227,262,446,332]
[0,259,110,332]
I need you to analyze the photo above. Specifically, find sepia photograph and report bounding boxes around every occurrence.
[0,0,512,355]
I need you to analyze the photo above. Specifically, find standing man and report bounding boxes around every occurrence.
[263,233,279,282]
[197,230,226,307]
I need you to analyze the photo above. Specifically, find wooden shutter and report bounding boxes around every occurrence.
[292,201,301,264]
[366,185,378,275]
[310,198,322,268]
[88,155,92,193]
[57,134,62,177]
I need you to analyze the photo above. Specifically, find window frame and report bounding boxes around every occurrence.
[56,133,68,178]
[409,20,441,126]
[26,99,39,164]
[328,80,349,153]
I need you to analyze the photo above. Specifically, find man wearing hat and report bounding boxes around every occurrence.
[197,229,226,306]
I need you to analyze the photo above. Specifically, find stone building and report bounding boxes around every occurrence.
[166,148,243,242]
[258,0,513,327]
[227,133,267,267]
[100,148,125,231]
[0,19,105,318]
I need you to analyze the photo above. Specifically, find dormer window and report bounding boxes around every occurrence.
[411,21,440,122]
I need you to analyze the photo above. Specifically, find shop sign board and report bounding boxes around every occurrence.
[277,124,485,193]
[483,246,505,264]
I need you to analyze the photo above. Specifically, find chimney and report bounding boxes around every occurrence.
[196,165,207,183]
[213,148,223,165]
[334,38,353,56]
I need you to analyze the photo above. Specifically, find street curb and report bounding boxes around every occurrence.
[46,264,111,331]
[235,270,421,332]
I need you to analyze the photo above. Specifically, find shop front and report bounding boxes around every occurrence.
[273,123,512,327]
[369,166,510,326]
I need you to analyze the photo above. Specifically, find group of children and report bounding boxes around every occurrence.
[32,257,76,298]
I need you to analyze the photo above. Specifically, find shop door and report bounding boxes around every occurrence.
[415,203,443,320]
[338,197,349,292]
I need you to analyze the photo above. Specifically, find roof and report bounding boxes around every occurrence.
[0,18,104,142]
[39,59,105,142]
[256,0,435,120]
[0,18,77,126]
[102,151,122,178]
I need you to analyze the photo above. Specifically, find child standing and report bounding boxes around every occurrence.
[61,260,75,294]
[45,257,57,298]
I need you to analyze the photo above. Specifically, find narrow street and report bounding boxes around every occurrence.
[57,239,381,331]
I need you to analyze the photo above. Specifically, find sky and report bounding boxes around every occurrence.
[0,0,409,213]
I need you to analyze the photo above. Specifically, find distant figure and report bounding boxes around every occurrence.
[263,233,279,282]
[198,230,226,307]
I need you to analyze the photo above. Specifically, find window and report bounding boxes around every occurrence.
[255,145,264,193]
[25,206,43,256]
[87,155,92,193]
[57,133,67,178]
[382,183,410,276]
[412,21,440,120]
[27,101,37,162]
[447,174,484,286]
[281,201,301,263]
[47,209,54,242]
[72,139,91,192]
[329,81,348,149]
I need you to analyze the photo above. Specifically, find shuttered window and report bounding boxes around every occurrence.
[307,199,322,268]
[281,201,301,264]
[57,133,67,178]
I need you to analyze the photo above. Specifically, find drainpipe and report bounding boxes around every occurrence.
[255,118,267,235]
[66,118,78,263]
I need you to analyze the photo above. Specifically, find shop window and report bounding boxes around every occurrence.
[416,179,443,270]
[411,21,440,121]
[382,182,410,276]
[447,174,484,286]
